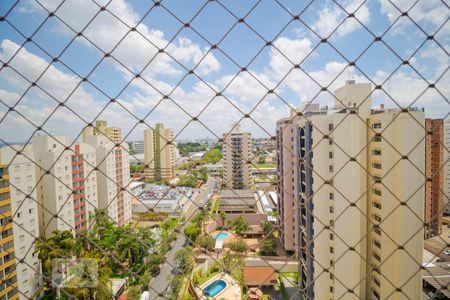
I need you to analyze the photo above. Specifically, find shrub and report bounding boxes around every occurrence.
[229,239,248,253]
[197,235,215,251]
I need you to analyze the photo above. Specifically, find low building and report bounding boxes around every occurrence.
[189,151,205,161]
[132,184,193,214]
[219,189,257,213]
[243,266,278,287]
[132,199,181,213]
[203,164,223,177]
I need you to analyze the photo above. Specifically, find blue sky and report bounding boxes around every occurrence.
[0,0,448,142]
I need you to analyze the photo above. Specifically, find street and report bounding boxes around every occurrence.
[147,178,217,299]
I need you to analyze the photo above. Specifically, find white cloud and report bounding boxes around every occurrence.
[30,0,221,78]
[379,0,448,25]
[312,0,370,38]
[270,37,313,79]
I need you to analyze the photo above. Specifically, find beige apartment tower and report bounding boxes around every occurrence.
[223,124,252,189]
[144,123,176,181]
[276,81,424,300]
[82,120,122,144]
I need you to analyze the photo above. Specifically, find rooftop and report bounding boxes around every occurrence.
[243,266,278,286]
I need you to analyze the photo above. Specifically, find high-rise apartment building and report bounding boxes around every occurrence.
[71,143,98,233]
[277,81,424,300]
[144,124,176,181]
[94,120,107,136]
[0,165,19,300]
[32,136,76,236]
[425,119,444,237]
[444,120,450,215]
[276,103,319,252]
[223,124,252,189]
[82,120,122,144]
[105,127,122,144]
[86,136,132,226]
[4,136,110,238]
[0,149,42,300]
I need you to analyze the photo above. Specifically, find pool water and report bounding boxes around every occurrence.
[213,232,229,241]
[203,279,226,297]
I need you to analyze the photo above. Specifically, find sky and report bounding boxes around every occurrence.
[0,0,448,143]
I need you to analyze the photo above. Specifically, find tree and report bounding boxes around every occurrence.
[174,247,194,273]
[261,221,274,236]
[229,239,248,253]
[232,216,250,236]
[184,224,201,243]
[260,238,277,256]
[197,235,215,251]
[126,286,142,300]
[219,211,227,227]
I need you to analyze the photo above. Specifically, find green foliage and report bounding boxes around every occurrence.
[130,164,145,173]
[229,239,248,253]
[127,141,135,155]
[201,148,222,164]
[177,142,207,154]
[184,224,201,243]
[260,237,277,256]
[232,216,250,236]
[261,221,273,236]
[135,211,168,222]
[196,235,215,251]
[254,163,276,168]
[177,175,198,187]
[258,154,267,164]
[260,221,277,256]
[35,210,157,298]
[126,286,142,300]
[174,247,194,273]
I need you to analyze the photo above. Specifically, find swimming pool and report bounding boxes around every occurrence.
[213,232,229,241]
[203,279,226,297]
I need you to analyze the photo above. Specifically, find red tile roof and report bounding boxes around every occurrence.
[244,266,278,286]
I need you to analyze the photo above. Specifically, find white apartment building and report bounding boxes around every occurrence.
[32,136,76,236]
[277,81,424,300]
[86,135,131,226]
[223,124,252,189]
[0,146,42,300]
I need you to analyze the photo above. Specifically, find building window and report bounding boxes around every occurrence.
[373,214,381,222]
[329,165,334,172]
[373,135,382,142]
[373,202,382,210]
[372,149,382,156]
[373,239,381,249]
[372,163,382,169]
[372,189,382,196]
[330,193,334,200]
[329,124,334,131]
[330,207,334,213]
[372,123,381,129]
